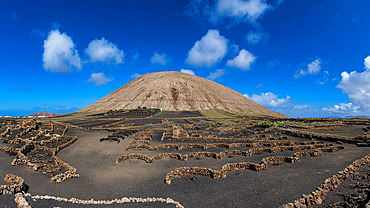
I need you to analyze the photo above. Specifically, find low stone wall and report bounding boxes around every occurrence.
[133,129,158,141]
[276,127,368,144]
[118,144,338,164]
[217,125,269,135]
[17,122,38,137]
[165,162,268,184]
[51,154,79,183]
[128,140,151,146]
[280,153,370,208]
[24,193,184,207]
[29,130,46,141]
[61,126,68,136]
[0,174,27,195]
[166,136,259,143]
[55,136,78,152]
[0,147,18,156]
[1,127,10,138]
[125,140,325,151]
[6,122,79,184]
[164,145,344,184]
[172,125,190,139]
[15,193,31,208]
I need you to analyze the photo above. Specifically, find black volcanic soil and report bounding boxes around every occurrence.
[1,127,369,207]
[152,111,203,118]
[1,116,370,207]
[303,125,366,137]
[317,163,370,207]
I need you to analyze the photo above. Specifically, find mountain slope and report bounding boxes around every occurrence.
[79,71,287,117]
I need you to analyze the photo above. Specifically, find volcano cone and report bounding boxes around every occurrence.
[79,71,286,117]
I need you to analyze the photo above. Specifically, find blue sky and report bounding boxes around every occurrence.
[1,0,370,117]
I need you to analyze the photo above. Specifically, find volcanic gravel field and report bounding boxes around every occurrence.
[0,114,369,207]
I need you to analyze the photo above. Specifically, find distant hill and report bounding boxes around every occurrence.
[78,71,287,118]
[351,116,369,119]
[327,115,369,119]
[26,111,62,118]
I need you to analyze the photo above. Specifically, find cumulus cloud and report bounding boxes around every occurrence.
[151,52,169,65]
[213,0,270,23]
[307,59,321,74]
[364,56,370,69]
[295,58,321,78]
[207,69,225,80]
[226,49,256,70]
[245,92,290,108]
[186,0,271,25]
[186,29,228,67]
[246,31,267,45]
[337,69,370,108]
[180,69,195,75]
[256,59,370,117]
[322,103,361,115]
[42,30,81,73]
[85,38,124,64]
[244,92,320,117]
[88,72,113,86]
[131,73,142,79]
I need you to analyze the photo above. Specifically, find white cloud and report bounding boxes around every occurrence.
[364,56,370,69]
[85,38,124,64]
[246,31,267,45]
[226,49,256,70]
[307,59,321,74]
[88,72,113,86]
[244,92,320,117]
[230,43,240,55]
[212,0,270,23]
[295,58,321,78]
[337,69,370,108]
[244,90,368,118]
[185,0,282,26]
[292,104,311,112]
[180,69,195,75]
[322,103,361,114]
[207,69,225,80]
[131,73,142,79]
[323,56,370,116]
[151,52,169,65]
[186,29,228,67]
[320,56,370,116]
[245,92,290,108]
[43,30,81,73]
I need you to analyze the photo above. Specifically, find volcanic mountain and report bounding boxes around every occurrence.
[26,111,61,118]
[79,71,286,117]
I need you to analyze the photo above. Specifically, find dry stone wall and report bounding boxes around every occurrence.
[164,145,344,184]
[0,174,27,195]
[118,144,339,164]
[0,119,79,183]
[280,153,370,208]
[125,140,326,151]
[277,127,369,144]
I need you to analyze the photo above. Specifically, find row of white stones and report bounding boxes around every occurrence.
[23,193,184,208]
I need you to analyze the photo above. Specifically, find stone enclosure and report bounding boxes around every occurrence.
[1,114,369,207]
